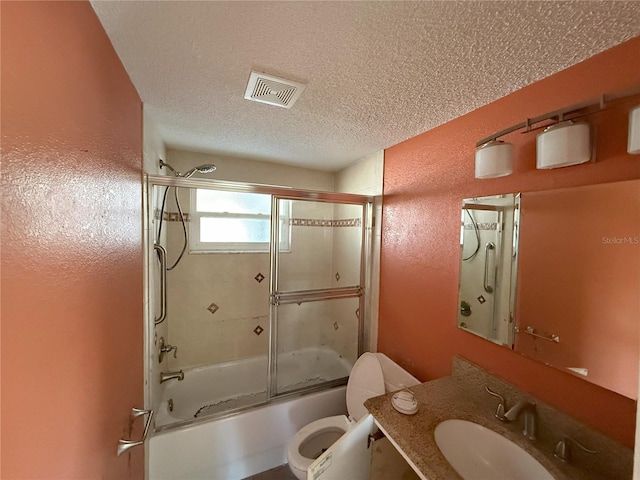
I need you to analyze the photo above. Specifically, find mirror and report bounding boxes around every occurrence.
[457,180,639,399]
[515,180,639,399]
[457,193,520,347]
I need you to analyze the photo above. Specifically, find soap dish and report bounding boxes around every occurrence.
[391,390,419,415]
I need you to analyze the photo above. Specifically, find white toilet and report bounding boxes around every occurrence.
[286,352,420,480]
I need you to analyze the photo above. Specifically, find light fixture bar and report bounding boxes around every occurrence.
[476,87,640,147]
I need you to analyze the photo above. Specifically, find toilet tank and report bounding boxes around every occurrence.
[373,353,421,392]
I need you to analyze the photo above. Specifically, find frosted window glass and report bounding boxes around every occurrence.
[196,190,271,214]
[200,218,270,243]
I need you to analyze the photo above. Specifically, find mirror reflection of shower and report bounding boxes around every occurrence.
[457,194,519,347]
[462,208,480,261]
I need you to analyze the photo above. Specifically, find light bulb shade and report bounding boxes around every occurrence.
[475,141,513,179]
[536,121,591,169]
[628,105,640,154]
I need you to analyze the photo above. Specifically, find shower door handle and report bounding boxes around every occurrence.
[483,242,495,293]
[154,244,167,325]
[117,408,154,456]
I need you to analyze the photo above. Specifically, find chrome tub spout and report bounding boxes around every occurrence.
[160,370,184,384]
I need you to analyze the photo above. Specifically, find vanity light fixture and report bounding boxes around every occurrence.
[475,140,514,178]
[474,87,640,179]
[629,105,640,154]
[536,121,591,169]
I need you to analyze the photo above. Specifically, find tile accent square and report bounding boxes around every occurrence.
[335,272,341,282]
[207,302,220,315]
[253,325,264,336]
[255,272,265,283]
[333,321,339,331]
[477,295,486,304]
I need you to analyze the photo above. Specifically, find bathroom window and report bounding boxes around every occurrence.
[190,189,290,253]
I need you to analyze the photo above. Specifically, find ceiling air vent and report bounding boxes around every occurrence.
[244,71,306,109]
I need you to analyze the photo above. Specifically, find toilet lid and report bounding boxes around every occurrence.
[346,353,385,421]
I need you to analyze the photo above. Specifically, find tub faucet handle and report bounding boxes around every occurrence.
[159,337,178,363]
[166,345,178,358]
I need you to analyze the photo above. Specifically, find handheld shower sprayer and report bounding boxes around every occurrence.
[184,164,217,178]
[158,159,217,178]
[156,159,217,273]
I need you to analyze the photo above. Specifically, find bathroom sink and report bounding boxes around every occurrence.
[434,419,554,480]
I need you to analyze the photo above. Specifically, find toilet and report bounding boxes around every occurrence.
[286,352,420,480]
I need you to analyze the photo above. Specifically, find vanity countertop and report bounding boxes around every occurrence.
[364,357,632,480]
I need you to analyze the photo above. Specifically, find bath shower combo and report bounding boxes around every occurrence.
[146,164,374,478]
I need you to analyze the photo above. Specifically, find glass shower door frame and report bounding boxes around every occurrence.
[268,194,372,399]
[146,174,373,421]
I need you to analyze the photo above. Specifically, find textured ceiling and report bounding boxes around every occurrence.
[91,1,640,171]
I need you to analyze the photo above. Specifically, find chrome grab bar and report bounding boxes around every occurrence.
[117,408,154,456]
[524,325,560,343]
[154,244,167,325]
[483,242,495,293]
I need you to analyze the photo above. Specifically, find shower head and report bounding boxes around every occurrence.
[159,160,216,178]
[183,164,217,178]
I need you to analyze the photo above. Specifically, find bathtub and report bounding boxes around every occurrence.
[149,385,348,479]
[156,346,353,427]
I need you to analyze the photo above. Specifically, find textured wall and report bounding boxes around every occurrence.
[1,2,143,478]
[380,36,640,447]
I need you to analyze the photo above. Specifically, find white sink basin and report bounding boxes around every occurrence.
[434,419,554,480]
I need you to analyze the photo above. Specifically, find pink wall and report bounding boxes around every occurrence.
[380,36,640,447]
[1,2,144,478]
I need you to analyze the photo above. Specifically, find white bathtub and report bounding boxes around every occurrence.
[149,385,348,480]
[156,346,353,427]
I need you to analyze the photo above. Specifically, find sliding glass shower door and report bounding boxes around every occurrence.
[270,198,367,397]
[149,175,371,426]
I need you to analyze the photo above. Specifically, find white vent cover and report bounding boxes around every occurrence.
[244,71,306,109]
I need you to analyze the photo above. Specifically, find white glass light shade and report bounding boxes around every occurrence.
[475,141,514,179]
[536,121,591,169]
[628,105,640,154]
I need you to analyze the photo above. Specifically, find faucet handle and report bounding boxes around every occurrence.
[158,337,178,363]
[554,435,596,463]
[485,386,507,420]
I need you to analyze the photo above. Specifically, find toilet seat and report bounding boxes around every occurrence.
[286,353,387,480]
[287,414,352,473]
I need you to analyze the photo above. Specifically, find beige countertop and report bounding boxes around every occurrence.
[364,357,632,480]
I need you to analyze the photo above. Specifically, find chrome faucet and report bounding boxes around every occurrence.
[160,370,184,384]
[485,387,537,440]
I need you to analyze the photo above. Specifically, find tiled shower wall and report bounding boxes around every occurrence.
[158,149,381,371]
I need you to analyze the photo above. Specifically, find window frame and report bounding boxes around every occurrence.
[189,188,290,254]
